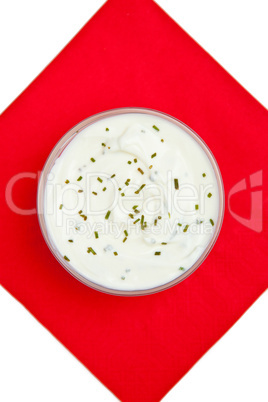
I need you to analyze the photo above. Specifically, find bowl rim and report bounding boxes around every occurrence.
[37,107,225,296]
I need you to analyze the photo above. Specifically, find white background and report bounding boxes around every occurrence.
[0,1,267,401]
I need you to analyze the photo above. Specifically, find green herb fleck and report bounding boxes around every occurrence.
[127,161,132,165]
[59,204,63,210]
[129,213,134,219]
[154,219,157,226]
[178,223,182,227]
[90,157,96,163]
[155,251,161,256]
[183,224,189,232]
[102,143,106,147]
[179,267,185,271]
[92,191,97,196]
[114,251,118,256]
[158,216,162,220]
[105,210,111,220]
[207,193,212,198]
[97,177,103,183]
[152,125,159,131]
[121,193,125,197]
[149,165,153,169]
[202,173,206,177]
[134,158,137,163]
[195,204,199,210]
[68,240,73,243]
[106,128,109,131]
[94,231,99,239]
[161,242,167,245]
[78,190,83,193]
[111,174,116,178]
[87,247,96,255]
[151,152,157,158]
[123,237,127,243]
[138,168,144,175]
[77,176,82,181]
[65,179,70,184]
[103,187,107,192]
[118,187,122,191]
[161,139,164,143]
[174,178,179,190]
[132,205,139,210]
[210,219,214,226]
[78,210,82,214]
[135,184,146,194]
[63,255,70,261]
[134,218,140,224]
[124,230,128,237]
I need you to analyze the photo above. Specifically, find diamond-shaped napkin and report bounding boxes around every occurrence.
[0,0,267,401]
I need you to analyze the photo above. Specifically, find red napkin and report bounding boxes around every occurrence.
[1,0,267,401]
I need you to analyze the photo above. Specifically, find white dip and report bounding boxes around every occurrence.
[44,112,220,291]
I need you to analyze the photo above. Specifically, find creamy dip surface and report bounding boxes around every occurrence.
[44,112,220,291]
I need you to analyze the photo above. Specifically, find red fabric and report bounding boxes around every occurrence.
[0,0,267,401]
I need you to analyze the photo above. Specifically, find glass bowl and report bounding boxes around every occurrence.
[37,107,224,296]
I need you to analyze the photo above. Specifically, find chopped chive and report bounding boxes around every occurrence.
[124,230,128,237]
[141,215,145,229]
[174,178,179,190]
[178,223,182,227]
[92,191,97,195]
[63,255,70,261]
[90,157,96,162]
[168,212,171,219]
[134,218,140,224]
[151,152,157,158]
[210,219,214,226]
[87,247,97,255]
[118,187,122,191]
[125,180,130,186]
[207,192,212,198]
[158,216,162,220]
[105,210,111,220]
[161,242,167,245]
[132,205,139,210]
[78,210,82,214]
[144,222,147,228]
[97,177,103,183]
[121,276,125,280]
[108,147,111,149]
[94,231,99,239]
[121,193,125,197]
[134,158,137,163]
[154,219,157,226]
[101,143,106,147]
[155,251,161,256]
[111,174,116,178]
[123,237,127,243]
[68,240,73,243]
[202,173,206,177]
[80,214,87,221]
[161,139,164,142]
[77,176,82,181]
[129,213,134,219]
[197,219,204,224]
[114,251,118,256]
[195,204,199,210]
[135,184,146,194]
[149,165,153,169]
[152,125,159,131]
[127,161,132,165]
[137,168,144,175]
[65,179,70,184]
[179,267,185,271]
[134,209,140,213]
[78,190,83,193]
[103,187,107,192]
[183,224,189,232]
[59,204,63,210]
[106,128,109,131]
